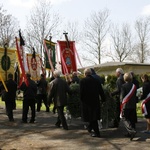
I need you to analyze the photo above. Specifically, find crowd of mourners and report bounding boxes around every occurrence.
[0,67,150,141]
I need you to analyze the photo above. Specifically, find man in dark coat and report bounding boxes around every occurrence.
[48,70,70,130]
[4,73,17,122]
[71,72,80,84]
[111,68,125,128]
[19,73,37,123]
[80,68,105,138]
[37,74,49,112]
[91,68,104,85]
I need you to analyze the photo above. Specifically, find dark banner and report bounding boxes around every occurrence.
[44,39,56,70]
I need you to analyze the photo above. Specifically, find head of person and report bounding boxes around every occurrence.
[53,70,61,78]
[123,72,132,83]
[26,73,31,79]
[141,74,149,82]
[90,68,96,75]
[116,68,124,77]
[84,68,92,77]
[41,74,45,78]
[8,73,13,79]
[72,72,78,77]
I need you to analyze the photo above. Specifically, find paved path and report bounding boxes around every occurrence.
[0,106,150,150]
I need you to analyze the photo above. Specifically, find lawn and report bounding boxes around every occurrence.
[0,97,54,111]
[0,96,144,118]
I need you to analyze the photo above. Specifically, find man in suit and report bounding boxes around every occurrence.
[48,70,71,130]
[37,74,49,112]
[4,73,17,122]
[111,68,125,128]
[80,68,105,138]
[20,73,37,123]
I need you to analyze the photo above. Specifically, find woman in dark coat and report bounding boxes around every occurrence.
[140,74,150,133]
[80,68,105,138]
[120,73,137,141]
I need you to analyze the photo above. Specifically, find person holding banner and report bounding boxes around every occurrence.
[120,73,137,141]
[19,73,37,123]
[140,74,150,133]
[36,74,49,112]
[3,73,17,122]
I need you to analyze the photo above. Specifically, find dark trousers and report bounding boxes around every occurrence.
[37,94,49,111]
[113,100,120,127]
[122,109,136,134]
[22,99,36,122]
[56,106,68,130]
[88,120,100,135]
[5,100,14,121]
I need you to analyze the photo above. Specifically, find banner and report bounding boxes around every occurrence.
[57,41,77,74]
[0,47,16,81]
[26,53,41,81]
[43,39,56,71]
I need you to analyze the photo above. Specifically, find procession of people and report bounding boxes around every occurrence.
[0,67,150,141]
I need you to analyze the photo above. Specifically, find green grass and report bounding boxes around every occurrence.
[137,101,144,118]
[0,97,144,118]
[0,97,54,111]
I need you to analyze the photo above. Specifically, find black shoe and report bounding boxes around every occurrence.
[63,127,69,130]
[21,120,27,123]
[29,120,35,123]
[55,123,61,128]
[88,129,92,133]
[53,107,56,114]
[9,118,14,122]
[46,108,50,112]
[124,133,131,137]
[109,124,119,128]
[91,133,101,138]
[130,131,137,141]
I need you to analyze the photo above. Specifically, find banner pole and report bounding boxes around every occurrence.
[0,72,8,92]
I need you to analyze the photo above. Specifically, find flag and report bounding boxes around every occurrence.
[0,47,16,81]
[57,40,77,74]
[19,30,25,46]
[15,30,28,86]
[26,53,41,81]
[43,39,56,71]
[32,47,36,59]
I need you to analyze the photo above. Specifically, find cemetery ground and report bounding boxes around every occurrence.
[0,100,150,150]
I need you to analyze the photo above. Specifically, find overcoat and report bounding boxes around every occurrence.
[49,77,70,107]
[80,75,105,122]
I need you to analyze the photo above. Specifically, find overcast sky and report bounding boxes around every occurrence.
[1,0,150,29]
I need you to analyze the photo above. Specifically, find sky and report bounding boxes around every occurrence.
[1,0,150,66]
[1,0,150,29]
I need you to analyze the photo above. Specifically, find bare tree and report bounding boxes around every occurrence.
[82,9,110,65]
[0,5,19,47]
[25,0,61,54]
[134,17,150,63]
[107,23,133,62]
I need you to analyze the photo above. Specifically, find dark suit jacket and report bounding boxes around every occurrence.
[120,82,137,109]
[80,75,105,122]
[49,77,70,107]
[5,79,17,101]
[112,74,125,97]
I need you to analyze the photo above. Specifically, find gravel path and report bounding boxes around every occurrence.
[0,106,150,150]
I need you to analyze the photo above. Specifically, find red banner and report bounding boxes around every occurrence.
[57,41,77,74]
